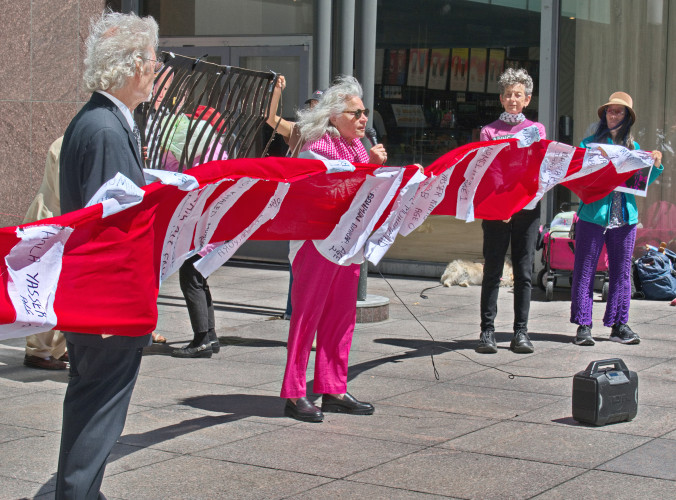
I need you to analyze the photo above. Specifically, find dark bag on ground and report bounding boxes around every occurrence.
[634,249,676,300]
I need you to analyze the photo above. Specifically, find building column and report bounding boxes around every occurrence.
[338,0,355,76]
[314,0,333,91]
[539,0,560,223]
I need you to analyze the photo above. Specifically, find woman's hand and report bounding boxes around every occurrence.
[414,163,424,173]
[369,144,387,165]
[651,150,663,167]
[273,75,286,95]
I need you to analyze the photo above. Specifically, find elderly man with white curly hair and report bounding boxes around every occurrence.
[56,10,161,499]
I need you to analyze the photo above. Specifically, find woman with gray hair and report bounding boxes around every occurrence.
[280,75,386,422]
[475,68,546,355]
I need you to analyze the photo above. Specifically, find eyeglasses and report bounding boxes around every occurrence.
[141,57,165,74]
[606,108,626,117]
[343,108,370,119]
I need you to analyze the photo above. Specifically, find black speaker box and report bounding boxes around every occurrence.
[572,358,638,426]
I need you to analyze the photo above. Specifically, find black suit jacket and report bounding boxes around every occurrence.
[60,92,151,349]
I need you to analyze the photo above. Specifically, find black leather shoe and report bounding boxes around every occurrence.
[476,329,497,353]
[23,354,67,370]
[284,397,323,422]
[208,330,220,354]
[510,329,534,354]
[171,342,213,358]
[322,393,374,415]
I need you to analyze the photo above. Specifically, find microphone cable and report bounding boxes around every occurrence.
[375,268,572,381]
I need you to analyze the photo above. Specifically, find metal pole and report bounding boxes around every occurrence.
[339,0,355,76]
[539,0,560,224]
[314,0,333,91]
[355,0,378,301]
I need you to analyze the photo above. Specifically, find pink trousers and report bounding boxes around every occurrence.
[280,241,360,398]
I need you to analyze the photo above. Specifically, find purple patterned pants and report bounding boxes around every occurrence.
[570,219,636,327]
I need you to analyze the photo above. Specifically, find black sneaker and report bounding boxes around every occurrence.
[610,324,640,344]
[574,325,595,346]
[475,329,498,354]
[171,342,213,358]
[510,329,534,353]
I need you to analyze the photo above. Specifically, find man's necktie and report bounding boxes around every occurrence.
[132,123,142,158]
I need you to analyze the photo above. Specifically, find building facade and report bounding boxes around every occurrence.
[1,0,673,270]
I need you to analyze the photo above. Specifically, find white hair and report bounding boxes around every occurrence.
[296,75,363,142]
[498,68,534,96]
[83,10,159,92]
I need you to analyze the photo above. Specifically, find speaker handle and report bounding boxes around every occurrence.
[586,358,628,374]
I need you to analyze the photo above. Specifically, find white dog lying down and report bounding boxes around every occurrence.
[441,259,514,287]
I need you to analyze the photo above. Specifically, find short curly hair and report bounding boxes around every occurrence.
[498,68,534,96]
[83,10,159,92]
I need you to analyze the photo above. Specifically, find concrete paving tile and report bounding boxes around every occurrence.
[0,392,64,432]
[635,373,676,407]
[381,382,561,419]
[293,479,454,499]
[637,358,676,381]
[531,469,676,499]
[119,406,284,454]
[0,432,60,484]
[456,365,574,397]
[347,448,584,499]
[355,354,486,383]
[0,362,69,389]
[504,347,668,373]
[102,455,332,500]
[141,358,283,391]
[598,438,676,480]
[513,399,676,438]
[130,374,241,409]
[105,442,179,476]
[441,420,650,468]
[0,423,44,444]
[0,474,55,500]
[320,404,497,446]
[195,426,424,478]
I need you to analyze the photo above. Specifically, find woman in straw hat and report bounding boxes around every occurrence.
[571,91,664,346]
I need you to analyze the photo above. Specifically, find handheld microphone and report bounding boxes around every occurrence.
[365,127,378,147]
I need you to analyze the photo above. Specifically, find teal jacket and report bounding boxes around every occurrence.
[577,136,664,227]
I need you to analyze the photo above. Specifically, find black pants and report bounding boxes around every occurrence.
[480,206,540,332]
[179,255,215,342]
[56,341,143,500]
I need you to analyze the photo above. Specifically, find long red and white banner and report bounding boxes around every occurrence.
[0,132,653,340]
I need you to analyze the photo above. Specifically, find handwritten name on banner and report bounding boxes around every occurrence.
[365,169,428,265]
[0,225,73,340]
[194,182,290,277]
[159,183,221,283]
[514,125,542,148]
[193,178,257,252]
[456,143,509,222]
[316,168,403,266]
[86,172,145,217]
[524,141,575,210]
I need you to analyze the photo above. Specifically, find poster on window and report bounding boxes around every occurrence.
[427,48,450,90]
[468,48,487,93]
[407,48,429,87]
[375,49,385,85]
[486,49,505,94]
[449,48,469,91]
[386,49,408,85]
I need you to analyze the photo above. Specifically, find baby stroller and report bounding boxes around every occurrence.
[536,203,609,301]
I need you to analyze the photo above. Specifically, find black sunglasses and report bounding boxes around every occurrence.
[343,108,370,119]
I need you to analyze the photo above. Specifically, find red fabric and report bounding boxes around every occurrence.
[0,141,642,338]
[430,138,637,219]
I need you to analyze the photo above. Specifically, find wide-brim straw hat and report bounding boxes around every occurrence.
[597,91,636,124]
